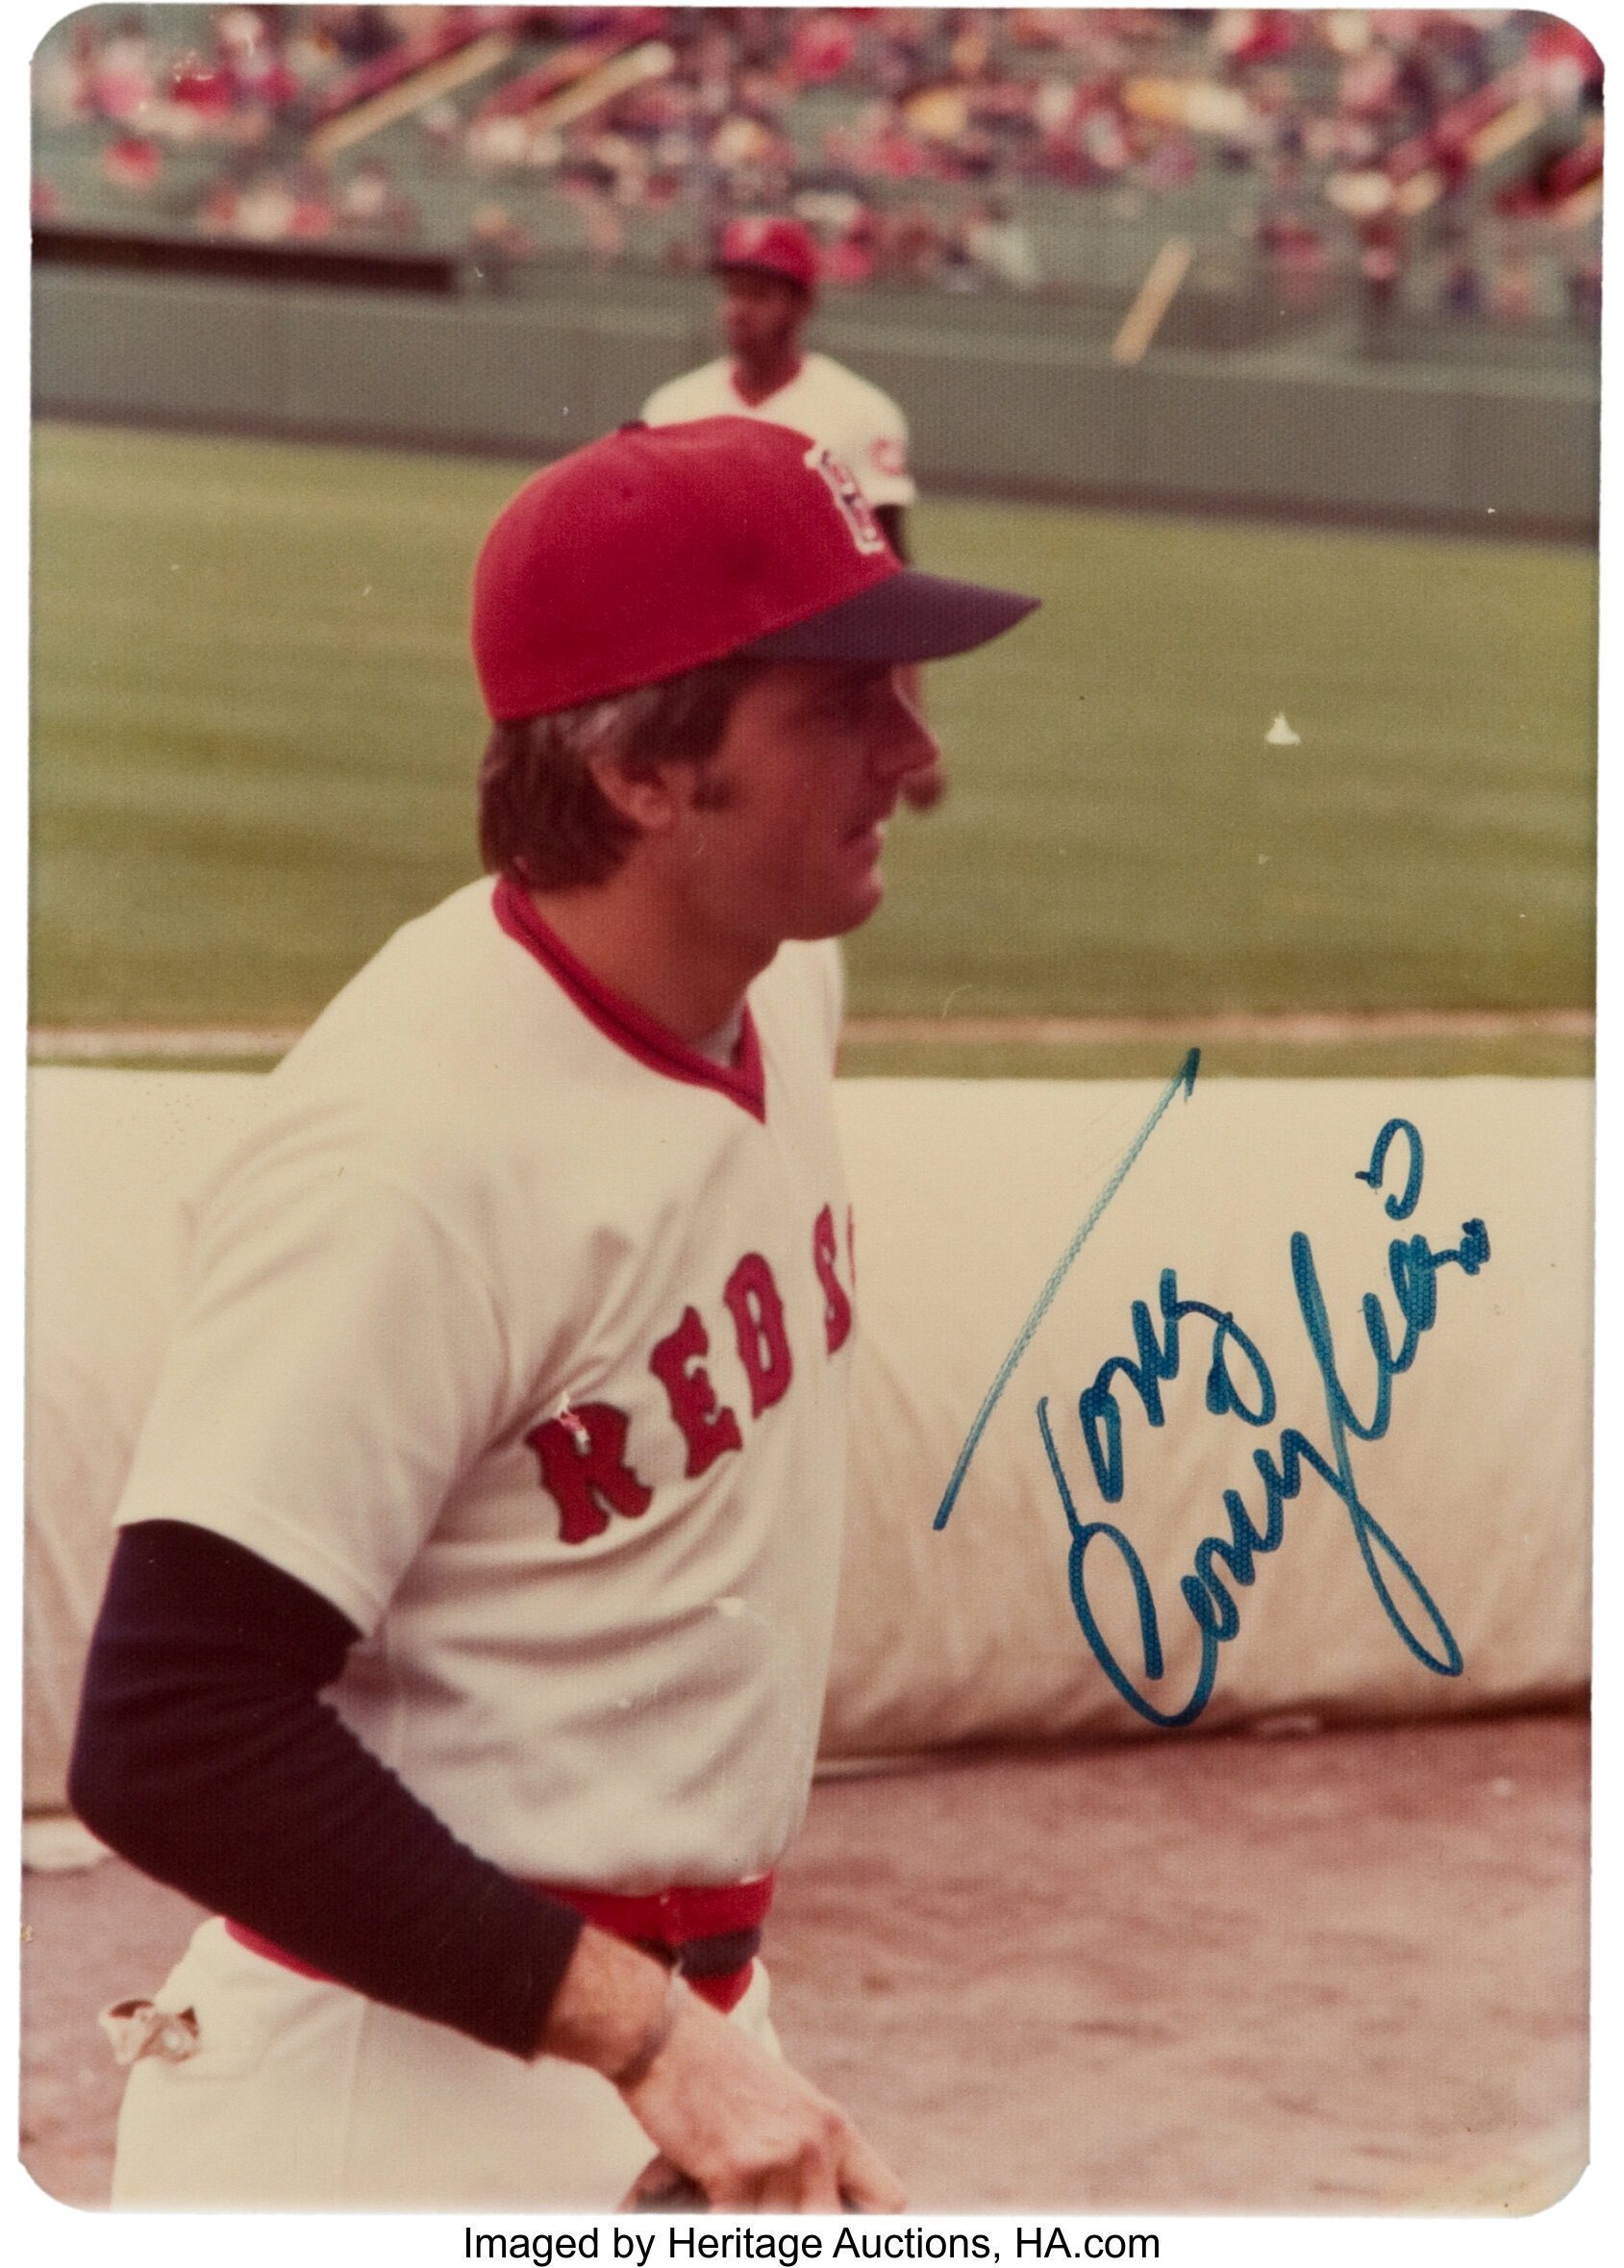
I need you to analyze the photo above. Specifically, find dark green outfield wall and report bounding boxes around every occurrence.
[34,265,1599,534]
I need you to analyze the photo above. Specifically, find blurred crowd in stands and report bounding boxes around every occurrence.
[33,8,1603,339]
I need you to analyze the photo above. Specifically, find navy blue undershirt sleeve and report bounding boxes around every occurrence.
[68,1520,585,2060]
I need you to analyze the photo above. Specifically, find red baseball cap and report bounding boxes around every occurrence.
[471,418,1037,721]
[714,214,819,292]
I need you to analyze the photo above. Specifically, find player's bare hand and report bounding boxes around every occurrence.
[617,1987,906,2212]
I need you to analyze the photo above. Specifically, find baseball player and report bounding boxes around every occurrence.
[69,417,1036,2213]
[644,216,936,810]
[644,217,916,560]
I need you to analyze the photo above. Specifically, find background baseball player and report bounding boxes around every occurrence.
[644,216,916,559]
[69,416,1035,2213]
[642,216,941,812]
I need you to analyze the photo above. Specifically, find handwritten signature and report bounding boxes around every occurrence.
[937,1099,1490,1728]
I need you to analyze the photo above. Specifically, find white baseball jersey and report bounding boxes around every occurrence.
[114,876,858,1893]
[642,351,916,511]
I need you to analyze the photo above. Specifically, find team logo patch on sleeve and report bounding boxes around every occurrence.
[806,444,889,557]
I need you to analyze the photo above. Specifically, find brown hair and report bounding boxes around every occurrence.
[478,655,766,890]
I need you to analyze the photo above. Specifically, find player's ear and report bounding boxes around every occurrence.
[585,749,684,838]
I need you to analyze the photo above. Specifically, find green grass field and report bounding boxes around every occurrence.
[30,421,1595,1075]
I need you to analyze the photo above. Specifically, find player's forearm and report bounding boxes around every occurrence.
[544,1920,908,2210]
[70,1521,585,2059]
[540,1921,678,2074]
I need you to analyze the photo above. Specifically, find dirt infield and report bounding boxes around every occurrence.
[19,1710,1587,2217]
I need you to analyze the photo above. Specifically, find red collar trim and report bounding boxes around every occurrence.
[492,877,766,1122]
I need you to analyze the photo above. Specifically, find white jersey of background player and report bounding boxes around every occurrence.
[646,214,935,810]
[71,416,1037,2212]
[643,212,914,532]
[646,342,913,513]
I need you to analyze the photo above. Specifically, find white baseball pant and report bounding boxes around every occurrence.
[112,1916,780,2210]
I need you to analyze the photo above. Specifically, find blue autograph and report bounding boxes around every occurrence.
[933,1048,1201,1533]
[940,1105,1490,1729]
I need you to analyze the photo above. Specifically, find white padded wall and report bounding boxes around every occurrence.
[25,1071,267,1810]
[822,1077,1590,1754]
[24,1069,1591,1807]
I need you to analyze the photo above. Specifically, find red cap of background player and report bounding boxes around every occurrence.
[471,418,1037,721]
[713,214,819,291]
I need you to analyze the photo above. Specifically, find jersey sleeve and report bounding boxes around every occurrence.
[114,1152,512,1636]
[639,376,682,425]
[844,386,916,510]
[641,364,730,426]
[70,1520,585,2058]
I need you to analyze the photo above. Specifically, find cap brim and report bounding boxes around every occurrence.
[737,568,1038,664]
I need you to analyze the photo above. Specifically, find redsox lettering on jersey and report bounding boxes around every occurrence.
[527,1199,856,1546]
